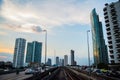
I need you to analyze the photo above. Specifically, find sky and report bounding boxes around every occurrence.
[0,0,118,65]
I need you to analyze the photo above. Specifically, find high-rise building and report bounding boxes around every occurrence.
[62,59,64,66]
[64,55,68,66]
[13,38,26,68]
[71,50,75,65]
[47,58,52,66]
[56,56,59,66]
[26,41,42,64]
[90,8,108,66]
[103,1,120,69]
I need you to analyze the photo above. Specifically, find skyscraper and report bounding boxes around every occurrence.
[13,38,26,68]
[90,8,108,66]
[103,1,120,69]
[47,58,52,66]
[64,55,68,66]
[26,41,42,64]
[71,50,75,65]
[56,56,59,66]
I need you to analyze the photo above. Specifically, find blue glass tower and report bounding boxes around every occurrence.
[90,8,108,66]
[26,41,42,64]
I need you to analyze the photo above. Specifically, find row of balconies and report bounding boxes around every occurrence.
[109,50,113,54]
[105,23,110,27]
[105,19,109,23]
[112,16,117,20]
[114,30,119,35]
[113,21,118,24]
[117,49,120,53]
[107,36,112,40]
[110,60,115,64]
[115,34,120,38]
[110,55,120,59]
[104,15,108,19]
[103,3,114,10]
[103,7,107,11]
[110,55,114,59]
[109,45,113,49]
[107,31,111,35]
[116,39,120,43]
[117,54,120,59]
[115,35,120,39]
[111,9,116,13]
[104,12,108,15]
[110,3,114,8]
[104,19,118,28]
[106,27,110,31]
[108,40,112,44]
[113,25,119,29]
[116,44,120,48]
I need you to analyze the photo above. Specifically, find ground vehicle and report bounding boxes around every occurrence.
[25,68,41,74]
[92,69,103,75]
[25,68,34,74]
[85,68,92,73]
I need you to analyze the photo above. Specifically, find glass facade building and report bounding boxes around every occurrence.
[71,50,75,65]
[13,38,26,68]
[90,8,108,66]
[26,41,42,64]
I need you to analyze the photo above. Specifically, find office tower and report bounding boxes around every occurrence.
[71,50,75,65]
[90,8,108,66]
[64,55,68,66]
[62,59,64,66]
[59,59,62,66]
[56,56,59,66]
[47,58,52,66]
[13,38,26,68]
[103,1,120,69]
[26,41,42,64]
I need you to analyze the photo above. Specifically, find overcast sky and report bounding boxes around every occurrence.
[0,0,118,65]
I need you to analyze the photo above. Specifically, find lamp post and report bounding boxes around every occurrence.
[87,30,90,76]
[43,30,47,71]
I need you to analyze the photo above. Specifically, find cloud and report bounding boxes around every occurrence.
[2,23,43,33]
[0,0,100,31]
[0,0,116,32]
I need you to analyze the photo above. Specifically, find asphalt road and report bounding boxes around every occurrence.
[0,71,32,80]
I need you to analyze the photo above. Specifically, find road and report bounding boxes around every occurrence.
[0,71,32,80]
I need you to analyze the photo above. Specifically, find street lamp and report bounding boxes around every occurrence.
[87,30,90,76]
[42,30,47,71]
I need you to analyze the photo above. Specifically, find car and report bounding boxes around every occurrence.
[92,69,103,75]
[4,69,9,72]
[85,68,92,73]
[25,68,34,74]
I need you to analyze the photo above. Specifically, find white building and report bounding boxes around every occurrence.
[103,0,120,69]
[13,38,26,68]
[64,55,68,66]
